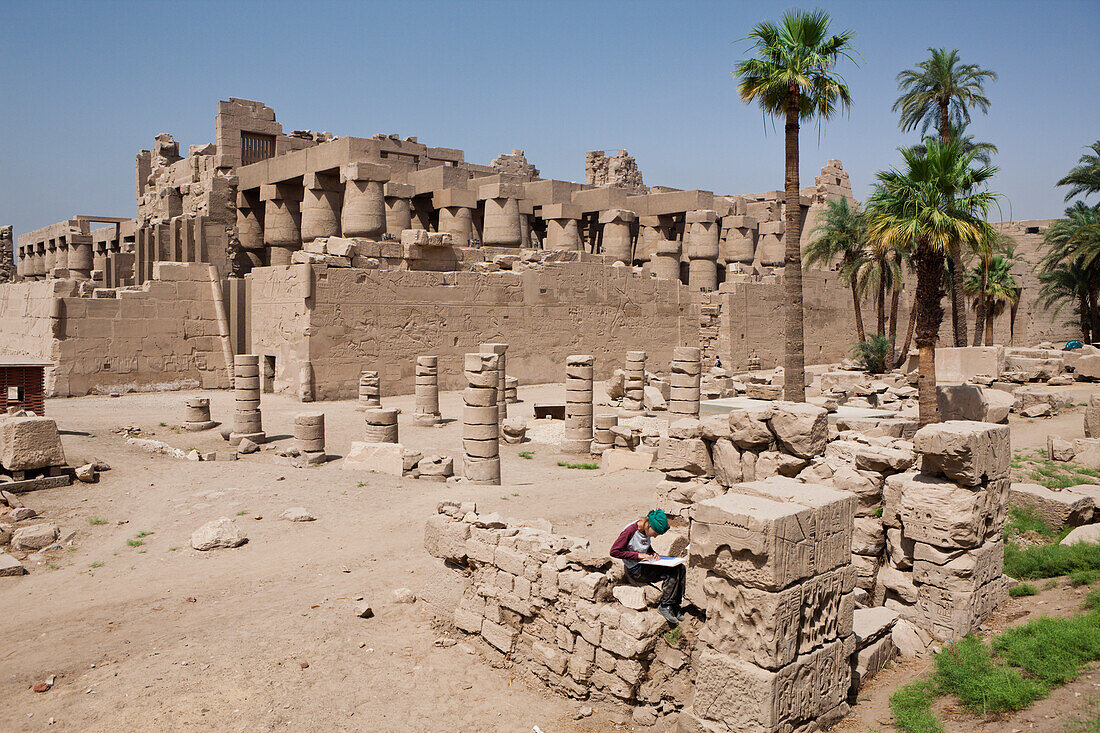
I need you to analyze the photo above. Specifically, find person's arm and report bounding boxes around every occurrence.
[610,524,641,561]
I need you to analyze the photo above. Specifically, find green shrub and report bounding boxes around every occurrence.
[890,678,944,733]
[851,335,893,374]
[1004,540,1100,580]
[1004,507,1061,541]
[1072,569,1100,586]
[993,613,1100,687]
[556,461,600,470]
[1009,583,1038,598]
[933,636,1043,714]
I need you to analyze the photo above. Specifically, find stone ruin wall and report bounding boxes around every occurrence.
[585,150,648,194]
[249,261,700,400]
[0,226,14,282]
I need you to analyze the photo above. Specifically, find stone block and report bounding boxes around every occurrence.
[424,514,471,561]
[601,449,653,472]
[657,437,712,475]
[937,384,1014,424]
[934,346,1003,384]
[1009,482,1094,528]
[767,402,828,458]
[728,405,775,450]
[917,576,1008,641]
[912,538,1004,592]
[711,438,742,486]
[913,420,1010,486]
[0,416,66,471]
[341,442,404,476]
[895,473,1006,549]
[853,634,896,691]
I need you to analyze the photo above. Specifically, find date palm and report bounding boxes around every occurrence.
[866,139,998,425]
[968,230,1014,345]
[735,9,856,401]
[1038,202,1100,339]
[803,197,869,341]
[909,122,998,166]
[965,254,1018,346]
[894,47,997,347]
[1057,141,1100,202]
[1037,260,1094,342]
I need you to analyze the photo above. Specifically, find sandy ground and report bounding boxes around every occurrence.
[2,381,1098,732]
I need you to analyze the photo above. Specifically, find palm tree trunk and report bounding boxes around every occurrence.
[877,276,886,337]
[972,260,987,346]
[984,300,995,346]
[914,247,945,425]
[888,283,900,365]
[850,272,866,343]
[894,290,918,370]
[1081,292,1092,343]
[782,87,805,402]
[939,99,951,142]
[948,245,967,346]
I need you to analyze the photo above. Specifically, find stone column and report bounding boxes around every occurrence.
[300,173,342,243]
[652,236,681,281]
[599,209,636,264]
[33,242,46,279]
[299,361,315,402]
[357,370,381,409]
[623,351,646,413]
[363,408,399,443]
[755,221,785,267]
[464,352,501,484]
[341,162,390,239]
[543,204,583,251]
[55,237,69,272]
[231,354,265,445]
[563,355,594,454]
[184,397,215,431]
[68,234,94,279]
[236,190,265,252]
[384,182,415,237]
[479,183,524,247]
[44,240,57,275]
[592,414,618,454]
[479,342,508,423]
[262,182,304,266]
[687,209,720,291]
[414,355,441,426]
[434,189,477,246]
[721,215,757,267]
[92,241,108,279]
[637,216,663,274]
[294,412,326,463]
[669,346,702,417]
[15,242,25,280]
[505,376,518,404]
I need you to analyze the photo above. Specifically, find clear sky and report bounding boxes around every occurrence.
[2,0,1096,238]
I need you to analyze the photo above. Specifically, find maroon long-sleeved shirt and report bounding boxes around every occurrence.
[610,521,651,568]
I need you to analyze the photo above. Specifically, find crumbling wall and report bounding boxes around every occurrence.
[490,149,539,179]
[0,226,14,282]
[250,262,699,400]
[248,263,313,396]
[585,150,648,194]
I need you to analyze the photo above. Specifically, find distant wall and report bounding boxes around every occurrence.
[0,279,62,390]
[250,263,700,399]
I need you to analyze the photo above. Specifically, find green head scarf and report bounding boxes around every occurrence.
[647,509,669,535]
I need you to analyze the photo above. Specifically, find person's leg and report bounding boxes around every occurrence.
[626,565,680,624]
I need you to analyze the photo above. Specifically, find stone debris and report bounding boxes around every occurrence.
[190,517,247,551]
[280,507,317,522]
[183,397,216,432]
[0,416,66,471]
[393,587,416,604]
[501,417,528,445]
[0,552,27,576]
[354,600,374,618]
[1009,483,1094,528]
[11,523,60,551]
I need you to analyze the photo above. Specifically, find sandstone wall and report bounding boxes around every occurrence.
[250,263,700,400]
[0,280,62,390]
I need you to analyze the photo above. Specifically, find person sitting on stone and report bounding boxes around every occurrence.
[609,508,685,626]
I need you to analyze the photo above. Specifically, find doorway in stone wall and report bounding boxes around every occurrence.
[263,355,275,393]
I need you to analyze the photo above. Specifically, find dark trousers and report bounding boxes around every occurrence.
[626,563,685,610]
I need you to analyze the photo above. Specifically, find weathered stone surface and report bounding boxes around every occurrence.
[423,514,471,561]
[602,448,654,472]
[852,517,886,555]
[912,539,1004,592]
[1086,394,1100,438]
[657,437,712,476]
[876,564,918,604]
[612,584,647,610]
[937,385,1013,424]
[190,517,247,551]
[892,618,931,657]
[917,576,1009,641]
[1009,483,1094,528]
[1022,403,1052,418]
[767,402,828,459]
[895,473,1006,548]
[728,406,775,451]
[0,417,66,471]
[11,523,58,551]
[853,634,896,690]
[74,463,97,483]
[1061,523,1100,545]
[341,442,404,476]
[710,439,742,486]
[852,606,899,646]
[0,552,27,576]
[700,415,732,441]
[1049,435,1076,462]
[279,507,317,522]
[855,445,916,474]
[913,420,1010,486]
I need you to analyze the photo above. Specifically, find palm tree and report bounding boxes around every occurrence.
[803,197,869,341]
[1037,259,1094,342]
[1057,141,1100,202]
[1037,202,1100,338]
[908,122,999,165]
[967,230,1014,345]
[965,254,1018,345]
[893,48,997,347]
[866,139,999,425]
[735,9,856,401]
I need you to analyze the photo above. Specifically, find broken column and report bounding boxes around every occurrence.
[686,209,719,291]
[637,216,663,274]
[357,370,381,409]
[184,397,215,431]
[479,342,508,424]
[592,414,618,454]
[414,355,441,426]
[722,214,757,267]
[231,354,265,446]
[542,204,583,251]
[300,173,342,242]
[434,189,477,246]
[563,354,594,454]
[464,352,501,485]
[479,183,524,247]
[341,162,389,239]
[756,221,785,267]
[599,209,636,264]
[651,235,681,281]
[294,412,326,464]
[384,182,415,237]
[262,182,304,266]
[669,346,701,417]
[363,408,399,443]
[623,351,646,413]
[67,233,94,279]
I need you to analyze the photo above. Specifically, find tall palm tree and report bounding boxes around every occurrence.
[1037,259,1094,342]
[803,197,869,341]
[968,230,1014,345]
[1057,141,1100,202]
[908,122,999,166]
[866,139,999,425]
[965,254,1018,345]
[1038,202,1100,338]
[893,48,997,347]
[735,9,856,401]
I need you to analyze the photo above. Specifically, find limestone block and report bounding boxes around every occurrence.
[0,553,26,577]
[11,523,59,551]
[895,473,1006,549]
[728,405,775,450]
[917,576,1009,641]
[601,449,654,472]
[853,634,897,691]
[341,442,404,476]
[854,444,917,474]
[657,437,712,476]
[885,527,915,570]
[1075,355,1100,380]
[1086,394,1100,438]
[0,417,66,471]
[1009,482,1094,528]
[852,517,886,555]
[1061,523,1100,545]
[767,402,828,459]
[937,384,1014,424]
[819,371,869,392]
[850,553,880,591]
[853,606,900,647]
[1049,435,1076,462]
[876,564,918,604]
[912,539,1004,592]
[711,439,742,486]
[190,517,247,551]
[913,420,1010,486]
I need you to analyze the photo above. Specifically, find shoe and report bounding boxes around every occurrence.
[658,605,679,626]
[674,609,686,622]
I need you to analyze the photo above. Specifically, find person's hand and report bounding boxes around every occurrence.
[648,552,660,561]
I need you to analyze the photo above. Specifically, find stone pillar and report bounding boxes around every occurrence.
[434,189,477,246]
[236,190,265,252]
[652,236,681,281]
[184,397,215,431]
[294,412,326,461]
[623,351,646,413]
[44,240,57,274]
[92,241,108,278]
[543,204,583,251]
[480,342,508,423]
[299,361,315,402]
[592,414,618,454]
[262,182,304,266]
[33,242,46,279]
[14,242,24,280]
[599,209,636,264]
[384,182,415,237]
[357,370,380,409]
[67,234,94,279]
[479,183,524,247]
[464,352,501,484]
[756,221,785,267]
[55,238,69,272]
[414,355,441,426]
[300,173,341,243]
[363,408,399,443]
[669,346,702,417]
[341,162,390,239]
[722,215,758,267]
[563,355,594,454]
[637,216,663,273]
[505,376,518,404]
[687,209,720,291]
[231,354,265,445]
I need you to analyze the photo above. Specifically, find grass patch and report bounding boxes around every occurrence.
[1005,507,1066,542]
[873,505,884,518]
[356,481,366,488]
[126,539,143,547]
[934,636,1043,714]
[135,530,153,538]
[994,613,1100,687]
[1005,540,1100,580]
[90,561,103,568]
[518,451,534,459]
[1072,568,1100,586]
[890,678,943,733]
[1018,453,1100,491]
[236,509,248,516]
[1010,583,1039,597]
[88,517,108,526]
[663,626,683,647]
[557,461,600,470]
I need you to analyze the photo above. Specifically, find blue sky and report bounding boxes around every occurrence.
[1,0,1096,237]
